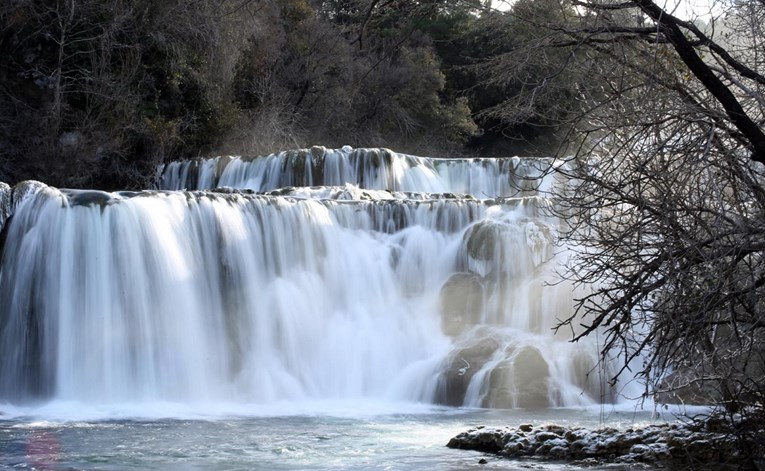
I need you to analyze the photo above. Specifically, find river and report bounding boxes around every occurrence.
[1,401,666,470]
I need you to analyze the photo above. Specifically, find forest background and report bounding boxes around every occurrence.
[0,0,554,190]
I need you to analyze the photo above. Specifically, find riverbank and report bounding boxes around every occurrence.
[447,420,762,468]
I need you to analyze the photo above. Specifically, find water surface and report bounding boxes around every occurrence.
[1,402,667,470]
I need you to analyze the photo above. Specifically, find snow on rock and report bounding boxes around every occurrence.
[447,422,740,466]
[0,180,50,231]
[0,182,10,230]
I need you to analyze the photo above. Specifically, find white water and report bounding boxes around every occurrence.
[158,146,555,197]
[0,147,623,412]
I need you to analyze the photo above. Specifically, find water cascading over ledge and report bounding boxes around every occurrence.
[157,145,554,197]
[0,147,616,408]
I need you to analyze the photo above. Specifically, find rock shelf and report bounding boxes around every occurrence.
[447,422,744,467]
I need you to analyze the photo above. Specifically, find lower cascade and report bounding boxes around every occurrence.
[0,149,620,409]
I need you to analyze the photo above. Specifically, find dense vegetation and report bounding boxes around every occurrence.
[0,0,568,189]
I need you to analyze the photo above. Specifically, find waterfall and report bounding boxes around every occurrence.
[158,145,555,197]
[0,147,616,408]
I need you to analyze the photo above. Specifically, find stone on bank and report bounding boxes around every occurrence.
[447,422,746,467]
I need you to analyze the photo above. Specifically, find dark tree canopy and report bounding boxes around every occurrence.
[0,0,490,189]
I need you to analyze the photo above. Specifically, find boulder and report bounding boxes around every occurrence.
[447,422,749,466]
[464,220,507,264]
[439,272,484,336]
[435,328,503,406]
[485,346,550,408]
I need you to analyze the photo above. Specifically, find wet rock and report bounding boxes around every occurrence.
[447,422,749,467]
[65,189,113,207]
[447,427,509,454]
[461,217,554,279]
[485,347,550,408]
[1,180,50,230]
[0,182,10,230]
[310,146,326,160]
[524,221,553,267]
[439,272,484,336]
[216,155,234,179]
[434,328,562,408]
[464,220,507,263]
[11,180,48,211]
[435,329,503,406]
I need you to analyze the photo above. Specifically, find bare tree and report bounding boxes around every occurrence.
[482,0,765,464]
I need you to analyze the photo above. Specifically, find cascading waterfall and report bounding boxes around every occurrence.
[0,147,617,408]
[158,145,555,197]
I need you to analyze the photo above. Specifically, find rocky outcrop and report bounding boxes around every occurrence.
[0,182,10,230]
[0,180,49,232]
[435,328,503,406]
[10,180,48,209]
[433,327,564,408]
[447,422,747,466]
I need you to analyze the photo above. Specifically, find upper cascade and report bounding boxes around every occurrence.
[158,146,557,198]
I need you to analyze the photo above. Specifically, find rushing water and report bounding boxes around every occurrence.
[0,147,646,469]
[157,146,555,197]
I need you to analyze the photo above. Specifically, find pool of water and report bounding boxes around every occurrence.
[0,401,677,470]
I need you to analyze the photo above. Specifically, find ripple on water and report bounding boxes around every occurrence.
[0,406,672,470]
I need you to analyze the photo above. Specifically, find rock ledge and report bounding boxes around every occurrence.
[447,422,742,466]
